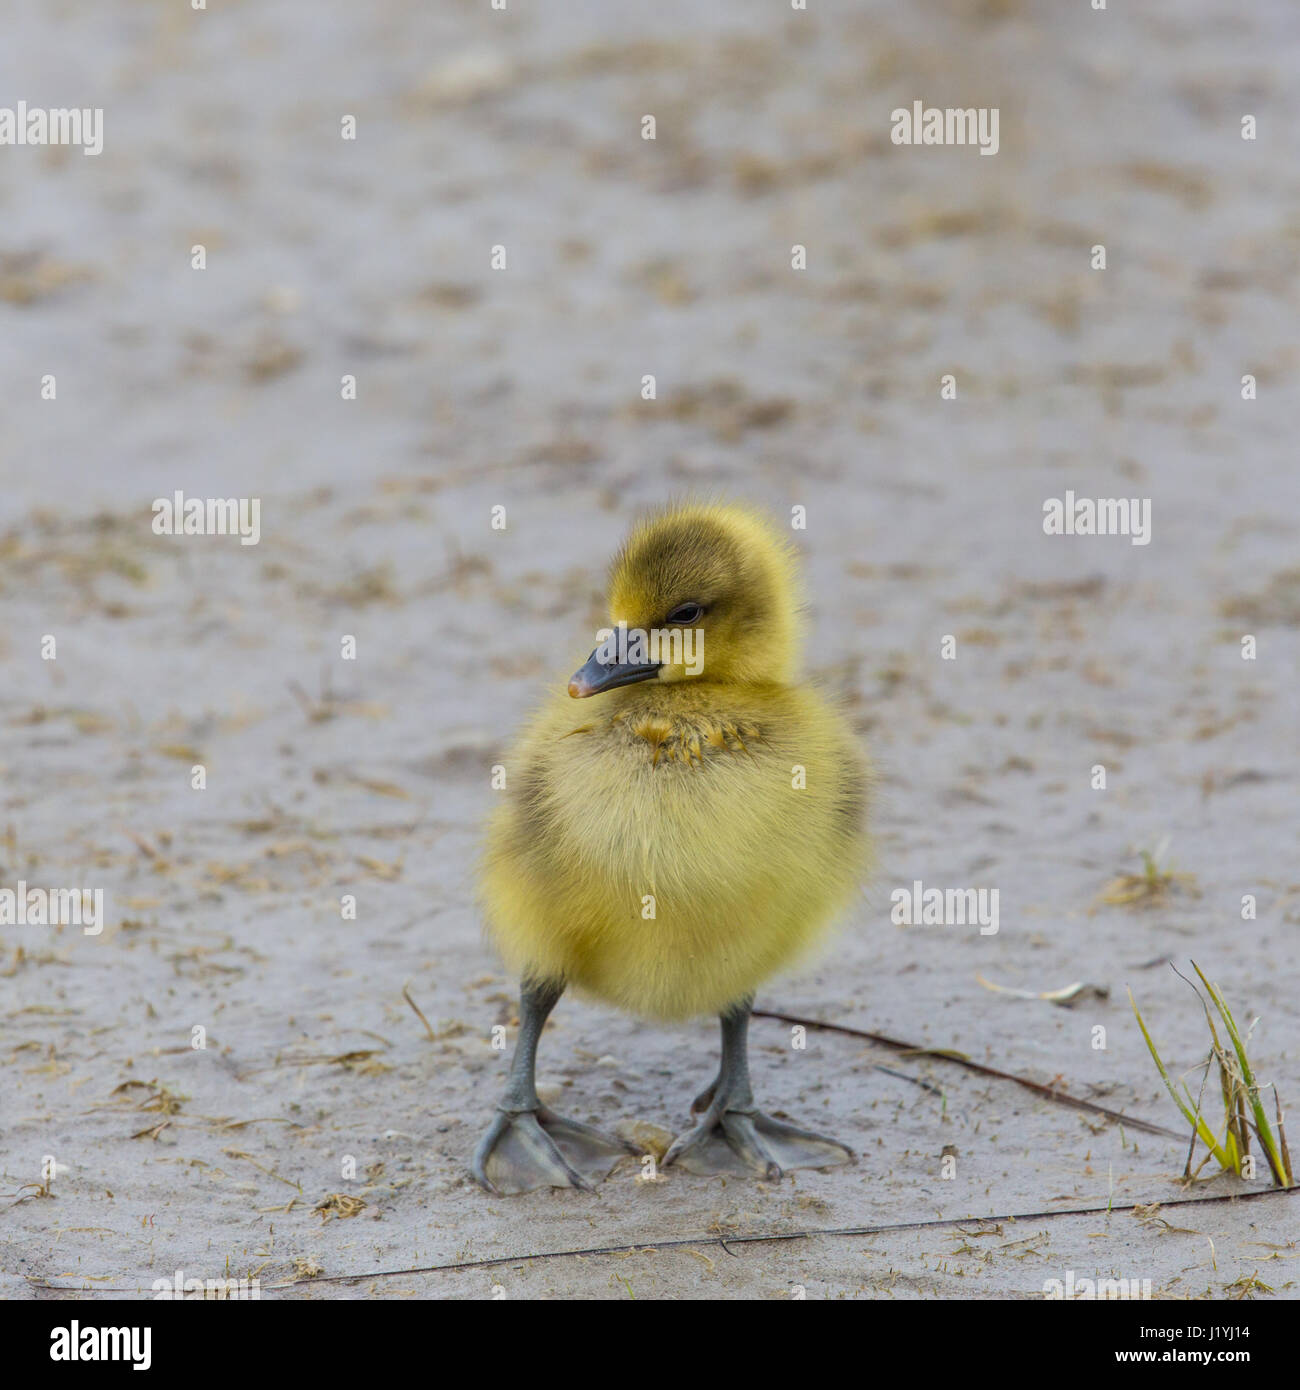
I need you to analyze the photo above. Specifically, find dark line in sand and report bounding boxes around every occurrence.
[753,1008,1186,1140]
[33,1183,1295,1294]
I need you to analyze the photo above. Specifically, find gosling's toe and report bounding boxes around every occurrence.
[740,1112,855,1173]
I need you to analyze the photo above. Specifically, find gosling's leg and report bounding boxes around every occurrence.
[472,979,635,1195]
[663,997,854,1179]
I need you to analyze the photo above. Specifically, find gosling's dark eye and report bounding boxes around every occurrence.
[666,602,705,625]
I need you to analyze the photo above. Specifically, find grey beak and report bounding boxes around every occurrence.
[568,647,661,698]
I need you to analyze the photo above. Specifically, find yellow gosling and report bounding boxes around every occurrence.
[473,502,870,1193]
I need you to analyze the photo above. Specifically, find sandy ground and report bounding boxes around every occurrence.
[2,0,1299,1300]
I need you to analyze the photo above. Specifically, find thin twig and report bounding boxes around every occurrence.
[28,1184,1299,1293]
[752,1008,1184,1139]
[872,1064,944,1097]
[402,983,436,1043]
[263,1186,1300,1287]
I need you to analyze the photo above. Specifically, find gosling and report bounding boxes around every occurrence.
[474,502,869,1193]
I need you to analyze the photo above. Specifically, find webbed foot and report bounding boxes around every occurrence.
[663,1104,854,1179]
[473,1106,636,1195]
[663,998,855,1180]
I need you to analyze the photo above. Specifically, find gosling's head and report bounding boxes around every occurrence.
[569,502,801,698]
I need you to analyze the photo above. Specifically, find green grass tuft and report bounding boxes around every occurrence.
[1129,962,1292,1188]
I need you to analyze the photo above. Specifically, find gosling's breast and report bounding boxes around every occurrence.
[484,689,868,1017]
[516,693,865,903]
